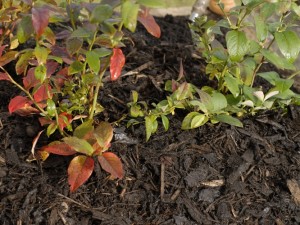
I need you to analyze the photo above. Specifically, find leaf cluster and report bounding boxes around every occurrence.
[0,0,162,191]
[128,0,300,141]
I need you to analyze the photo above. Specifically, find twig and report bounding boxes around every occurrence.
[160,161,165,200]
[121,61,154,77]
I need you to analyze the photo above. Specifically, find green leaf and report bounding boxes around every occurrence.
[226,30,249,62]
[132,90,139,103]
[86,50,100,74]
[255,15,268,42]
[122,1,139,32]
[257,72,280,85]
[93,48,112,58]
[211,92,227,112]
[182,112,207,130]
[66,37,83,56]
[260,49,295,70]
[224,74,240,97]
[90,4,113,24]
[214,114,243,127]
[63,136,95,156]
[34,46,48,65]
[17,16,34,44]
[74,120,94,139]
[274,79,294,93]
[136,0,166,8]
[275,31,300,63]
[47,123,57,137]
[145,115,157,141]
[46,99,56,117]
[161,115,169,131]
[71,27,91,38]
[34,64,47,82]
[69,61,84,75]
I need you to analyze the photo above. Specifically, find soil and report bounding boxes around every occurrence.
[1,15,300,225]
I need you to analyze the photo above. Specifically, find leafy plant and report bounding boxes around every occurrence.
[0,0,162,192]
[128,0,300,140]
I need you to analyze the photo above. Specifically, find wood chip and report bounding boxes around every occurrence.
[287,179,300,205]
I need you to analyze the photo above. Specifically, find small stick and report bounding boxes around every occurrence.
[160,162,165,200]
[121,61,154,77]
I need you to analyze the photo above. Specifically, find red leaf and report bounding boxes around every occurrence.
[98,152,124,179]
[42,141,77,156]
[110,48,125,81]
[23,68,39,90]
[0,72,11,81]
[8,96,39,116]
[0,45,8,57]
[38,117,53,126]
[32,7,50,38]
[138,8,161,38]
[34,84,52,103]
[68,155,94,192]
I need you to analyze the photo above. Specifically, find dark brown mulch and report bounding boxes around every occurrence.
[1,15,300,225]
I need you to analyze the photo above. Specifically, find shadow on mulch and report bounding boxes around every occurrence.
[1,16,300,225]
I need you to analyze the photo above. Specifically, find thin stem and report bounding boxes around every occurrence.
[288,70,300,79]
[250,38,275,87]
[88,60,110,120]
[0,66,49,116]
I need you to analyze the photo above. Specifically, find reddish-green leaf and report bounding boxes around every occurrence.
[68,155,94,192]
[138,8,161,38]
[0,51,17,67]
[63,136,95,156]
[98,152,124,179]
[17,15,34,43]
[16,50,33,75]
[0,45,7,57]
[9,96,31,114]
[32,7,50,38]
[34,84,52,102]
[110,48,125,81]
[58,112,72,131]
[8,96,39,116]
[0,72,11,81]
[66,37,83,56]
[42,141,77,156]
[23,68,39,89]
[74,120,94,139]
[34,46,48,65]
[93,122,113,150]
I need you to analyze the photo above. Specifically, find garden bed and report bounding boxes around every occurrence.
[1,15,300,225]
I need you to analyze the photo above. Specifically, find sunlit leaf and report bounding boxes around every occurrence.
[46,123,57,136]
[275,30,300,63]
[138,7,161,38]
[34,46,48,65]
[93,122,113,150]
[122,1,139,32]
[98,152,124,179]
[68,155,94,192]
[226,30,249,62]
[34,64,47,82]
[211,92,227,112]
[16,50,33,75]
[161,115,169,131]
[74,120,94,139]
[32,7,50,38]
[253,91,264,102]
[46,99,56,117]
[260,49,295,70]
[182,112,207,130]
[63,136,95,156]
[0,51,17,67]
[42,141,77,156]
[264,91,279,101]
[110,48,125,81]
[58,112,73,131]
[86,50,100,74]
